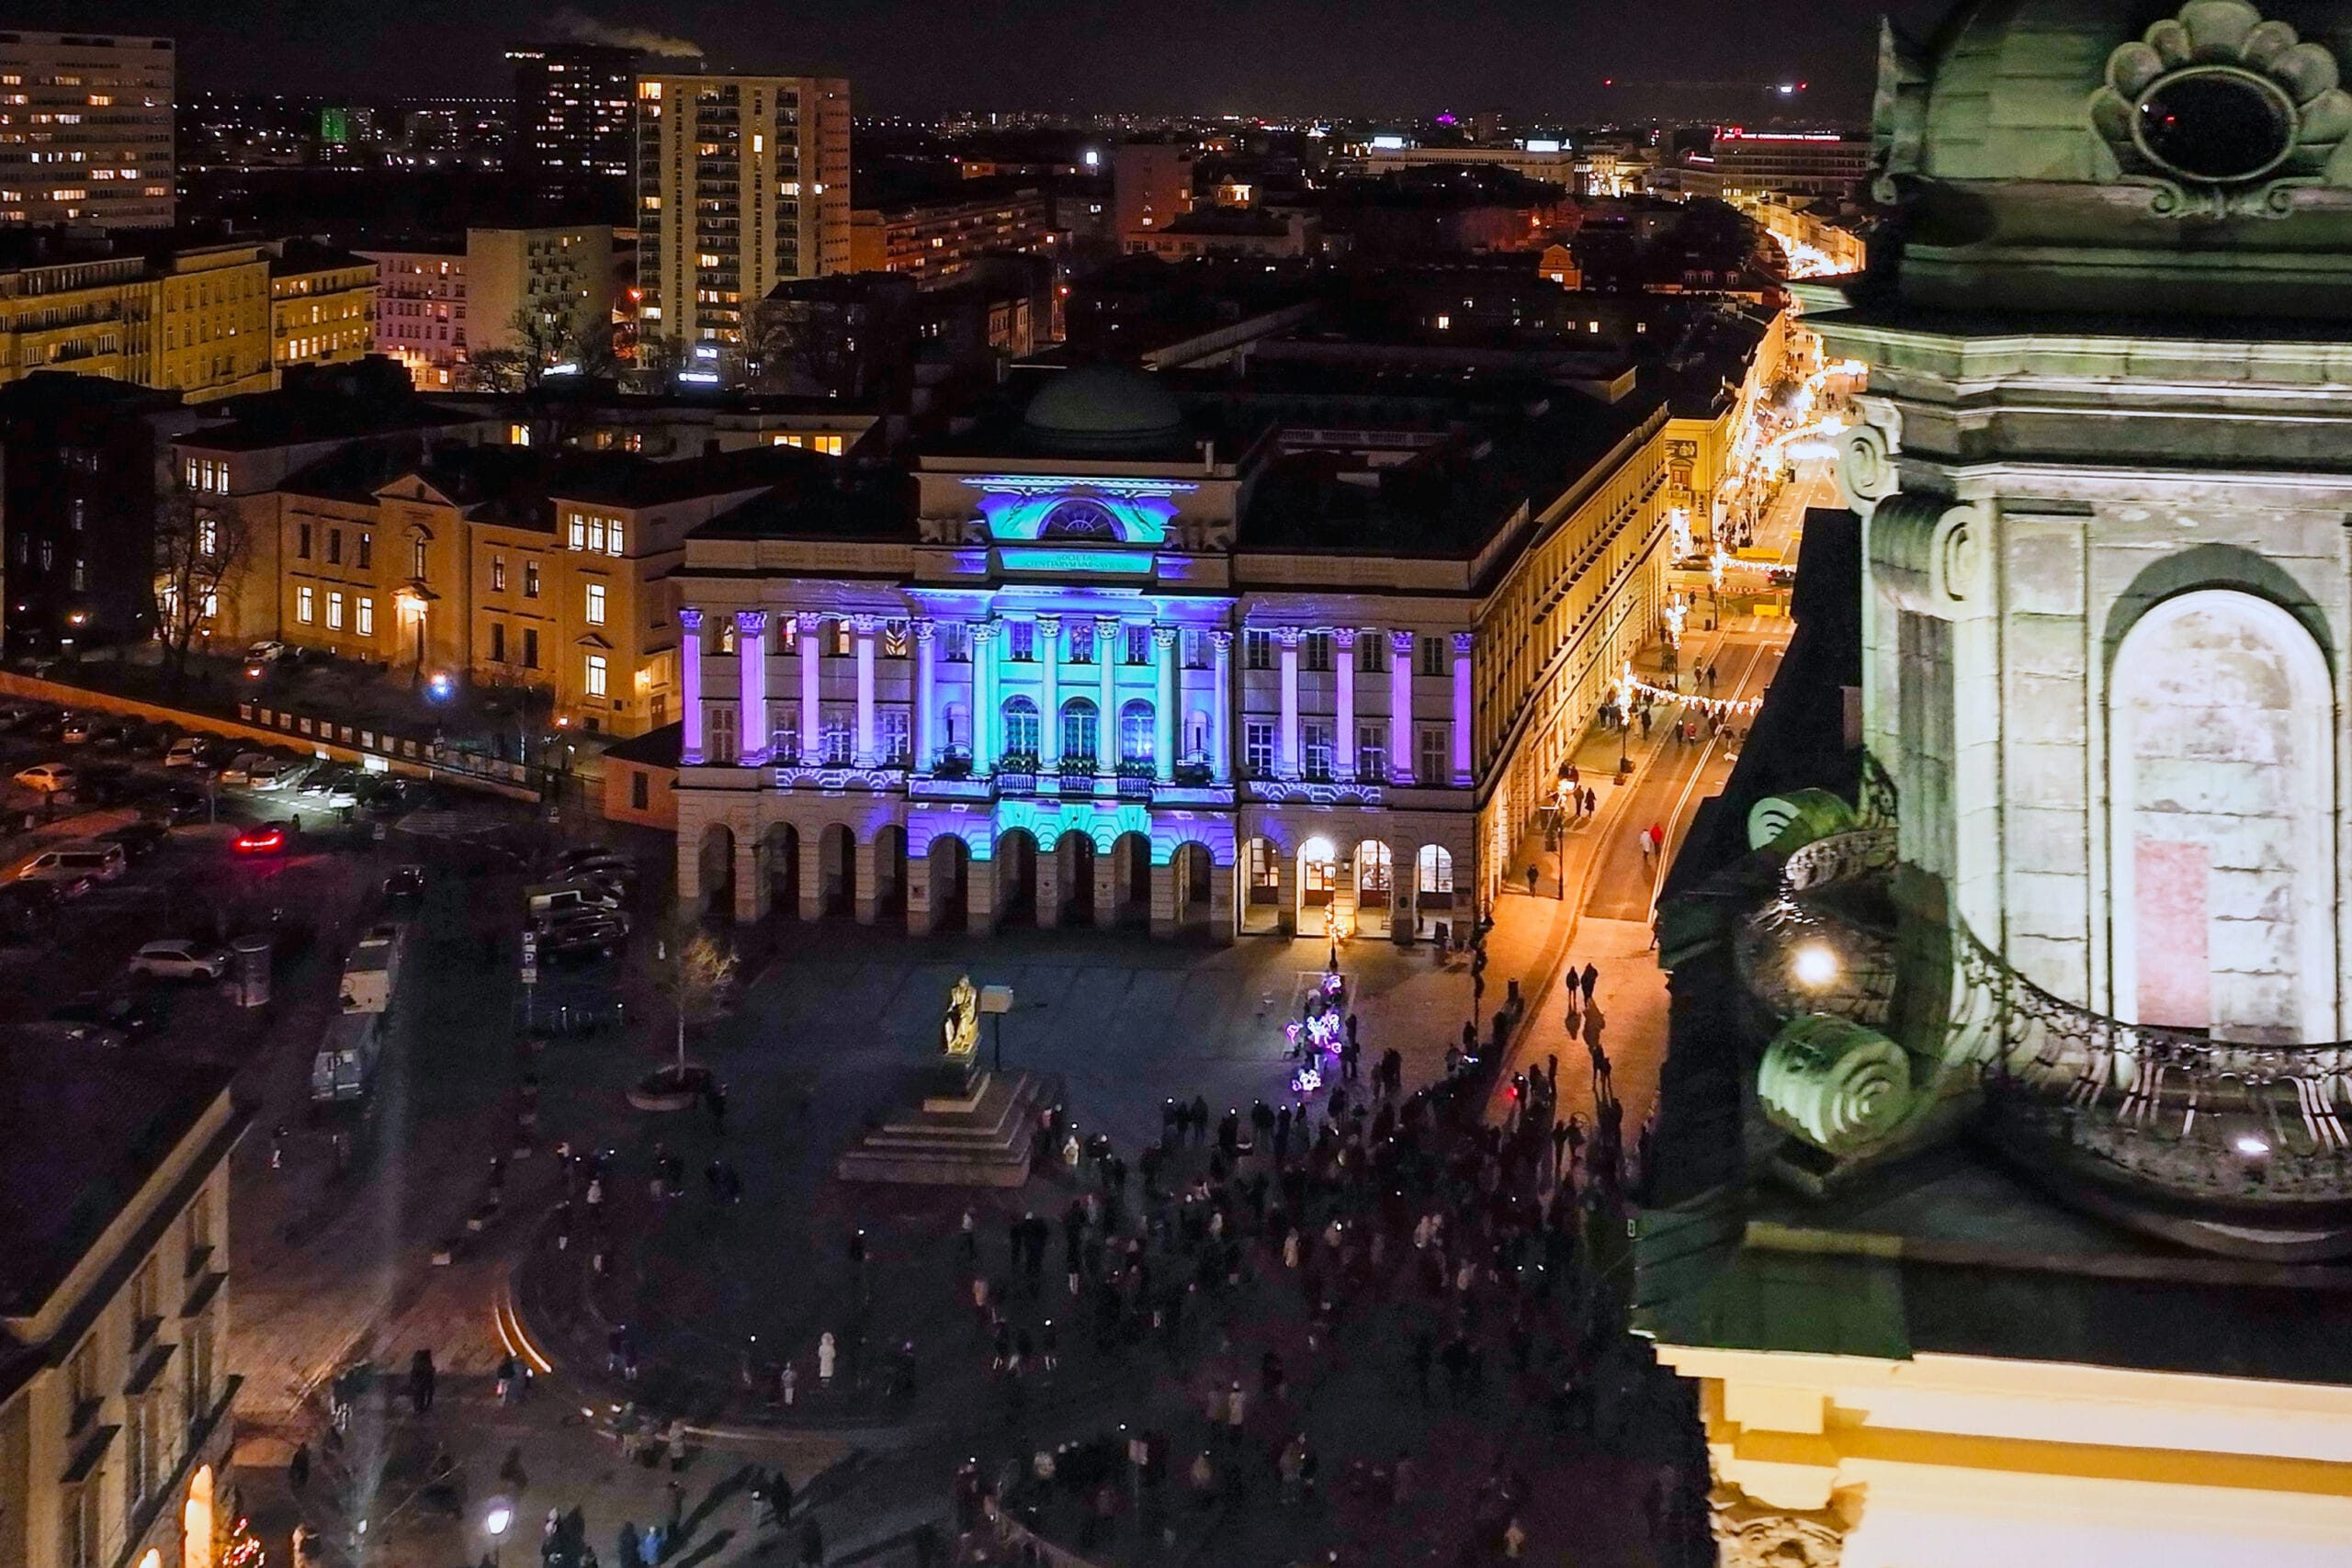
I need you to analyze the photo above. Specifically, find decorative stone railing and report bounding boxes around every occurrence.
[1956,922,2352,1200]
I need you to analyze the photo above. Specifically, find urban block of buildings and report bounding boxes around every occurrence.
[635,73,851,355]
[0,30,175,231]
[359,225,615,389]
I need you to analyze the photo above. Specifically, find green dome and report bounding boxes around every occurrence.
[1022,364,1186,454]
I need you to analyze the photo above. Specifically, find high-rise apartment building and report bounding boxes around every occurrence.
[1112,142,1194,252]
[636,73,851,358]
[0,30,175,230]
[508,43,639,181]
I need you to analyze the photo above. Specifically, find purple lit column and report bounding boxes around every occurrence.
[798,612,821,765]
[678,607,706,764]
[912,618,936,771]
[1333,628,1357,782]
[736,610,768,765]
[1153,626,1177,784]
[853,614,880,766]
[1388,629,1415,784]
[1276,626,1302,781]
[1451,629,1474,786]
[1210,630,1233,784]
[1039,616,1062,770]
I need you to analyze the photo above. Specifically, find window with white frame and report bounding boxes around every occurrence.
[1418,724,1448,784]
[297,584,314,624]
[1244,720,1276,777]
[1244,629,1273,670]
[820,705,854,763]
[1358,633,1386,673]
[326,591,345,630]
[584,582,607,626]
[1068,621,1095,664]
[356,596,375,637]
[1007,621,1035,661]
[941,623,971,662]
[1419,634,1447,676]
[1182,628,1211,669]
[1303,632,1333,672]
[584,653,608,697]
[878,708,910,763]
[1356,724,1386,782]
[1302,719,1333,780]
[707,705,738,763]
[1125,625,1151,665]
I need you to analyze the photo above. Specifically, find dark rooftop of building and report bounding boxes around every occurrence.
[1158,208,1298,238]
[690,463,915,543]
[282,437,829,524]
[181,358,484,451]
[0,1045,234,1325]
[269,237,376,277]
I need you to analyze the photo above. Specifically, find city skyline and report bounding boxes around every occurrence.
[13,0,1949,117]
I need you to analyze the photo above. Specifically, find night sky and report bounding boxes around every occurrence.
[22,0,1954,118]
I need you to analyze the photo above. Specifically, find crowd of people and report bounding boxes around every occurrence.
[944,988,1697,1566]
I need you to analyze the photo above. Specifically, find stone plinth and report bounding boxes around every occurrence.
[835,1066,1046,1188]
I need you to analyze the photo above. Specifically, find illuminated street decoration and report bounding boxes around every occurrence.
[960,476,1197,544]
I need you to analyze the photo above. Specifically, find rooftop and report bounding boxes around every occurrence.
[0,1045,234,1325]
[283,437,829,522]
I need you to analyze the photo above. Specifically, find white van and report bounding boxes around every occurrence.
[525,879,625,922]
[17,841,128,885]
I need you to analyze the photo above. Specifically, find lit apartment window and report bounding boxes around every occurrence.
[584,582,607,626]
[326,591,345,630]
[297,585,315,624]
[584,653,608,697]
[492,556,507,592]
[356,596,375,637]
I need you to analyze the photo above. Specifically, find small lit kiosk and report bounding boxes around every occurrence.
[836,974,1046,1186]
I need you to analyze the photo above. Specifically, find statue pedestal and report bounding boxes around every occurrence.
[839,1057,1049,1189]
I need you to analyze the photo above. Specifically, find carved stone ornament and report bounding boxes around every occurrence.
[2088,0,2352,217]
[1710,1488,1846,1568]
[1834,418,1898,515]
[1757,1013,1914,1156]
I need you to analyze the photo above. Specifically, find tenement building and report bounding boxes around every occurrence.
[0,1049,242,1568]
[671,360,1688,940]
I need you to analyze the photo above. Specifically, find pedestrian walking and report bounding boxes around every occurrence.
[289,1442,311,1493]
[409,1348,435,1414]
[1579,962,1599,1004]
[817,1331,837,1390]
[666,1422,687,1472]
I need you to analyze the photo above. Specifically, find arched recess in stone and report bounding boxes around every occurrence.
[2108,587,2336,1043]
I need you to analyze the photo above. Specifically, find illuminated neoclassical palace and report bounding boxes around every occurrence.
[668,360,1704,938]
[1642,1,2352,1563]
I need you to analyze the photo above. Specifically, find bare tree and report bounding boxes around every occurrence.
[153,488,247,694]
[653,912,738,1082]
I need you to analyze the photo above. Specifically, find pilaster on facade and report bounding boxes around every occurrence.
[1333,627,1360,782]
[678,607,707,764]
[1450,629,1476,786]
[1388,629,1417,786]
[1275,625,1304,781]
[1153,625,1180,784]
[735,610,770,766]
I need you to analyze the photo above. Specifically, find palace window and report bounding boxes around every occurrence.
[1001,696,1040,759]
[1244,629,1273,670]
[1302,632,1332,672]
[1059,697,1099,764]
[1302,720,1333,781]
[1244,720,1275,777]
[1120,699,1155,764]
[1356,725,1386,782]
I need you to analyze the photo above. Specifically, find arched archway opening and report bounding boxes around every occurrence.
[763,823,799,920]
[2109,589,2335,1042]
[184,1465,216,1568]
[996,829,1040,926]
[1416,845,1455,942]
[696,825,736,919]
[1353,840,1394,939]
[874,825,909,919]
[926,834,970,933]
[1059,833,1097,926]
[1171,842,1214,934]
[1297,836,1339,936]
[1241,836,1283,934]
[818,824,855,918]
[1111,831,1152,928]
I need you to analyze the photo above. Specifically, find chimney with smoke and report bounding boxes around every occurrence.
[551,6,704,60]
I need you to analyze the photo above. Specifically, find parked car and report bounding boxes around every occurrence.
[382,865,427,905]
[232,821,295,856]
[164,736,213,768]
[17,841,128,885]
[246,755,310,791]
[219,752,268,785]
[13,762,77,794]
[542,914,629,965]
[16,1019,129,1050]
[88,722,133,751]
[128,939,230,981]
[543,903,631,938]
[60,715,96,744]
[300,764,359,805]
[51,992,164,1038]
[98,819,170,862]
[560,852,638,888]
[150,785,209,825]
[244,639,288,665]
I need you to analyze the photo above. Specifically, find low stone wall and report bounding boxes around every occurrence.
[0,671,542,804]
